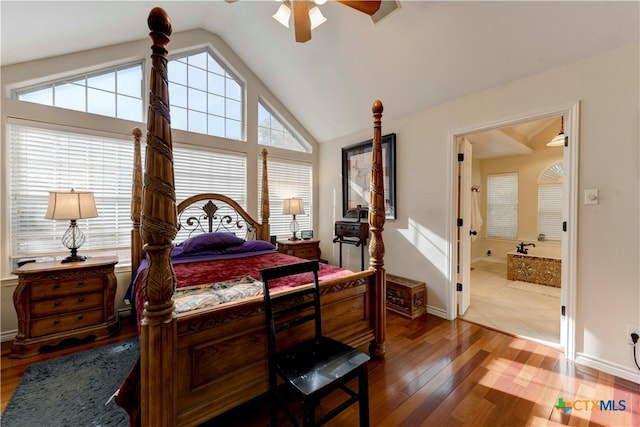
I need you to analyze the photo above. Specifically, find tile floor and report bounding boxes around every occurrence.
[459,260,561,345]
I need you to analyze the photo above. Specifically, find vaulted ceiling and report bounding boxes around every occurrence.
[2,1,638,143]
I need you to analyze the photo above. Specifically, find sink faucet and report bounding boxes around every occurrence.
[517,242,536,254]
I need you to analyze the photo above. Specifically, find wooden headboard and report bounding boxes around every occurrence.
[130,126,270,275]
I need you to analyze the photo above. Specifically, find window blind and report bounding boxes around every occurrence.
[173,146,246,242]
[538,184,563,240]
[258,158,312,238]
[8,124,248,267]
[486,173,518,239]
[8,124,133,265]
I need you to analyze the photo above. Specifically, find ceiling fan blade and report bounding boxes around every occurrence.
[293,1,312,42]
[337,0,381,16]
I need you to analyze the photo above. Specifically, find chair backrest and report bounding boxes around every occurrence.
[260,260,322,355]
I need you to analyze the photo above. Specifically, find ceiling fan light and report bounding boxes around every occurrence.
[273,3,291,28]
[315,0,328,5]
[309,6,327,30]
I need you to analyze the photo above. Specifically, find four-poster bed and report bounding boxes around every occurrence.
[120,7,387,426]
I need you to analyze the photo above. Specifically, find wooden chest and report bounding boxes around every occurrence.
[385,274,427,319]
[10,256,120,358]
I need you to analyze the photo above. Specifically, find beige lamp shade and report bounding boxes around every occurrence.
[45,190,98,220]
[282,198,305,215]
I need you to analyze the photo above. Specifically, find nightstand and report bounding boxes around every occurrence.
[276,239,321,261]
[10,256,120,358]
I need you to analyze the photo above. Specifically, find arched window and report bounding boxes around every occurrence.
[538,162,563,241]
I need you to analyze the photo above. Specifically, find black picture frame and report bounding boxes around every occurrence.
[341,133,396,220]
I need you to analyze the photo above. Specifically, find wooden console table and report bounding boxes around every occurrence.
[10,256,120,358]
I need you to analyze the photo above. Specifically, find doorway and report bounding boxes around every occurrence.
[449,103,579,358]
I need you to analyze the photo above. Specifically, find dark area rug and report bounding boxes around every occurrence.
[1,338,139,427]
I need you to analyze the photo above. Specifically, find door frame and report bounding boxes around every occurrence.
[447,102,580,360]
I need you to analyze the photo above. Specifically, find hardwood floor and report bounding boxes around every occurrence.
[2,313,639,426]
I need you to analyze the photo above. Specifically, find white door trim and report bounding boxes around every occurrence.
[447,102,580,359]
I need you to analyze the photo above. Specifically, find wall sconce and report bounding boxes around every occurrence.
[45,189,98,263]
[282,197,305,240]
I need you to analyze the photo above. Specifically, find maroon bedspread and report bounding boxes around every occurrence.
[118,252,352,425]
[133,251,351,323]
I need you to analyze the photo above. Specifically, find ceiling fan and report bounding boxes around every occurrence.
[226,0,382,43]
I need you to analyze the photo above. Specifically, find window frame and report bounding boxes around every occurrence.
[13,61,144,123]
[167,49,246,141]
[537,162,563,241]
[258,157,313,238]
[258,99,311,153]
[486,172,519,239]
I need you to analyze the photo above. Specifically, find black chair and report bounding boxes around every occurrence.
[260,260,371,427]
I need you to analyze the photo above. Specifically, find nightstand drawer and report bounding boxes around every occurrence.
[294,247,321,260]
[30,308,104,337]
[11,256,119,358]
[31,292,103,317]
[30,276,103,300]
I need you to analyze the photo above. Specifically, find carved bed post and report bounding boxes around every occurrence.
[369,99,386,358]
[260,148,270,241]
[140,8,178,426]
[131,127,143,276]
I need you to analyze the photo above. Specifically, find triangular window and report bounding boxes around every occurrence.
[258,101,310,153]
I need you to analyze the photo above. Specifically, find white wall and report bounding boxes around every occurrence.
[318,43,640,380]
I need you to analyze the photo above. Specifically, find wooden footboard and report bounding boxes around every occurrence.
[173,271,375,426]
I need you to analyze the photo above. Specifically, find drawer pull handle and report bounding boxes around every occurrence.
[53,301,61,307]
[53,320,60,325]
[78,297,85,303]
[53,284,60,289]
[77,281,85,286]
[77,315,84,320]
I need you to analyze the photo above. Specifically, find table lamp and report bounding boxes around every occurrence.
[282,198,304,241]
[45,189,98,263]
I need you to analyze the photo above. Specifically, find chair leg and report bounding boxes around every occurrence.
[302,399,315,427]
[359,367,370,427]
[269,392,279,427]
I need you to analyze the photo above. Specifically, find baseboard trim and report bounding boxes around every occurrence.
[575,352,640,384]
[1,329,17,343]
[471,256,506,264]
[426,305,448,319]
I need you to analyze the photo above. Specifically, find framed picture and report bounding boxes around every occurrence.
[342,133,396,219]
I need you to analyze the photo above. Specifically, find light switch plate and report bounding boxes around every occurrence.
[584,189,598,205]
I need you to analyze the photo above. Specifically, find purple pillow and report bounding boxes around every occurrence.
[223,239,276,254]
[180,232,245,254]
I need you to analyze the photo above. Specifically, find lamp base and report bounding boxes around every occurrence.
[61,254,87,263]
[288,236,300,241]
